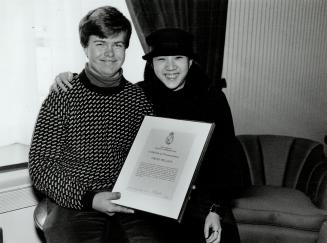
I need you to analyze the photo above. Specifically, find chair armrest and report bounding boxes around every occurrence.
[318,220,327,243]
[306,159,327,209]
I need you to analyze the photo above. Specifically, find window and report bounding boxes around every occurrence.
[0,0,145,166]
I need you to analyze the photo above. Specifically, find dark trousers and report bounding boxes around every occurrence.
[43,200,240,243]
[43,201,176,243]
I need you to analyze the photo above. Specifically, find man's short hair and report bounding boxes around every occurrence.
[79,6,132,48]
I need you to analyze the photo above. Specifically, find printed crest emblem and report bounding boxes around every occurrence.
[165,132,174,145]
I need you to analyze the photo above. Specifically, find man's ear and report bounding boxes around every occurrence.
[83,47,88,58]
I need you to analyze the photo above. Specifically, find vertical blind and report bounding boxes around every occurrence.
[222,0,327,143]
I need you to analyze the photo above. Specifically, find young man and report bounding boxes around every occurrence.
[28,6,173,243]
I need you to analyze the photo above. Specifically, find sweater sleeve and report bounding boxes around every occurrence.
[29,91,88,210]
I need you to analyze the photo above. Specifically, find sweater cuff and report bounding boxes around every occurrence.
[81,191,96,210]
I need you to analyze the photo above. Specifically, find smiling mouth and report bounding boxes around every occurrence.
[102,59,116,63]
[164,73,178,80]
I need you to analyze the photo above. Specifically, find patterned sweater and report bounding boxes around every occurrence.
[29,70,153,210]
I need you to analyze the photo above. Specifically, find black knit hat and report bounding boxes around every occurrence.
[142,28,195,60]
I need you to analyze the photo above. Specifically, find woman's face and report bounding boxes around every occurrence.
[152,56,192,91]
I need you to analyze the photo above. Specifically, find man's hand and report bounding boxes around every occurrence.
[204,212,222,243]
[92,191,134,216]
[50,72,74,93]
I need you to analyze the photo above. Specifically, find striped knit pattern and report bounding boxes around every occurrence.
[29,71,153,209]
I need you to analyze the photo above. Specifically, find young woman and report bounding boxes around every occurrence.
[52,28,244,243]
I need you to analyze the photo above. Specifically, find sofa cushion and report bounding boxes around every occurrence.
[233,186,327,231]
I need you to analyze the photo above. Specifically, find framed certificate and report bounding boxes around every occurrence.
[113,116,215,222]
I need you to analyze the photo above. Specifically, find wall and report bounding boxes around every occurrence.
[3,0,326,150]
[222,0,327,145]
[0,144,40,243]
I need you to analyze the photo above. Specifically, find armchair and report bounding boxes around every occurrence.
[233,134,327,243]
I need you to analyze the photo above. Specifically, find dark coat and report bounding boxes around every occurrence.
[138,62,245,217]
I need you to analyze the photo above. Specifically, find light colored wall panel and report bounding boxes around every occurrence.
[222,0,327,145]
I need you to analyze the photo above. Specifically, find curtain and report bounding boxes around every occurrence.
[125,0,228,89]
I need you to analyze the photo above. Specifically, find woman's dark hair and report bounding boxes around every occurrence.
[79,6,132,48]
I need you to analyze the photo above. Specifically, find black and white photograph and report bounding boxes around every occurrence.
[0,1,326,243]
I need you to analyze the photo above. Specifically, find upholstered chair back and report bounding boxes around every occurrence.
[237,135,327,208]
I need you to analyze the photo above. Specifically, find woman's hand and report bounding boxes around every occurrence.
[92,191,134,216]
[50,71,74,93]
[204,212,222,243]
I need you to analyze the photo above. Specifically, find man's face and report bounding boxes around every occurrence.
[84,32,127,78]
[152,56,192,91]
